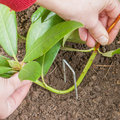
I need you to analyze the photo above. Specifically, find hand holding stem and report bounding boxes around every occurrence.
[37,0,120,47]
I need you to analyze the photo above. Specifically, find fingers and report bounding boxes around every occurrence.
[106,0,120,44]
[88,20,109,45]
[79,28,97,48]
[99,11,108,28]
[9,73,32,91]
[108,20,120,44]
[0,73,32,119]
[86,33,96,48]
[6,83,32,118]
[79,12,108,47]
[36,0,61,11]
[106,0,120,20]
[0,83,31,119]
[79,28,88,41]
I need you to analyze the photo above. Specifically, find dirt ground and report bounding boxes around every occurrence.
[3,5,120,120]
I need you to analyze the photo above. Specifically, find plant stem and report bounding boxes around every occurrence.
[107,14,120,33]
[32,14,120,94]
[61,47,94,52]
[41,55,48,87]
[13,54,19,63]
[33,50,97,94]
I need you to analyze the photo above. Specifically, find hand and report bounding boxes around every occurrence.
[37,0,120,47]
[0,74,32,119]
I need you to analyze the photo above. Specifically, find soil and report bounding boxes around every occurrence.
[3,4,120,120]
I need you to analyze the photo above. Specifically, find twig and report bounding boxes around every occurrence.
[33,51,97,94]
[93,64,114,67]
[103,62,113,79]
[92,67,98,74]
[48,66,57,75]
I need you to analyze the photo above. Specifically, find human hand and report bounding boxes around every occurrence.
[0,74,32,119]
[37,0,120,47]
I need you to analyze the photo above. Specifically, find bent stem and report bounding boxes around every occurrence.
[33,50,97,94]
[33,13,120,94]
[41,55,48,87]
[61,47,94,52]
[13,54,19,63]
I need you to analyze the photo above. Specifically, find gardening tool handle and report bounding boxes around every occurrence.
[95,13,120,51]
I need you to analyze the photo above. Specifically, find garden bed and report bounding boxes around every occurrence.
[5,5,120,120]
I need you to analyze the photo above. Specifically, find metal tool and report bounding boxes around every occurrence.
[63,59,78,99]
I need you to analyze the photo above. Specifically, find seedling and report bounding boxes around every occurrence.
[0,4,120,97]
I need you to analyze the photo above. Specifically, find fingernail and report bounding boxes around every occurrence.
[97,36,108,45]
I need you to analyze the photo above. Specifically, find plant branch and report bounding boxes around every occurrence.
[31,14,120,94]
[61,47,94,52]
[33,50,97,94]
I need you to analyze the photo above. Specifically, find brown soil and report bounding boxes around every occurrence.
[4,5,120,120]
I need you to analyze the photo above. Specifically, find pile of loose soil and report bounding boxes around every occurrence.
[4,4,120,120]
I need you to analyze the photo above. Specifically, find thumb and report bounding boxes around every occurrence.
[89,21,109,45]
[6,83,32,118]
[0,83,32,119]
[9,73,31,91]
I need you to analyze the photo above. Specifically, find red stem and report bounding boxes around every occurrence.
[95,14,120,51]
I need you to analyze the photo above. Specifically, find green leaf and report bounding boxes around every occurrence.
[36,41,61,75]
[0,66,12,74]
[0,70,17,78]
[18,61,41,81]
[26,14,63,51]
[0,73,13,78]
[0,4,17,57]
[7,70,17,74]
[67,30,85,44]
[31,7,50,23]
[98,48,120,57]
[44,12,56,22]
[112,48,120,55]
[0,55,10,66]
[8,60,21,70]
[62,31,73,47]
[24,21,83,62]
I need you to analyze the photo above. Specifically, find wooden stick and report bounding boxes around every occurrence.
[95,14,120,51]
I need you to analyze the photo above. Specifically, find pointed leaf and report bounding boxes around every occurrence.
[0,4,17,57]
[0,55,10,66]
[8,60,21,70]
[62,31,73,47]
[44,12,56,22]
[0,66,12,74]
[98,48,120,57]
[112,48,120,55]
[31,7,50,23]
[36,41,61,75]
[19,61,41,81]
[0,73,13,78]
[67,30,85,44]
[24,21,83,62]
[26,14,63,51]
[0,70,17,78]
